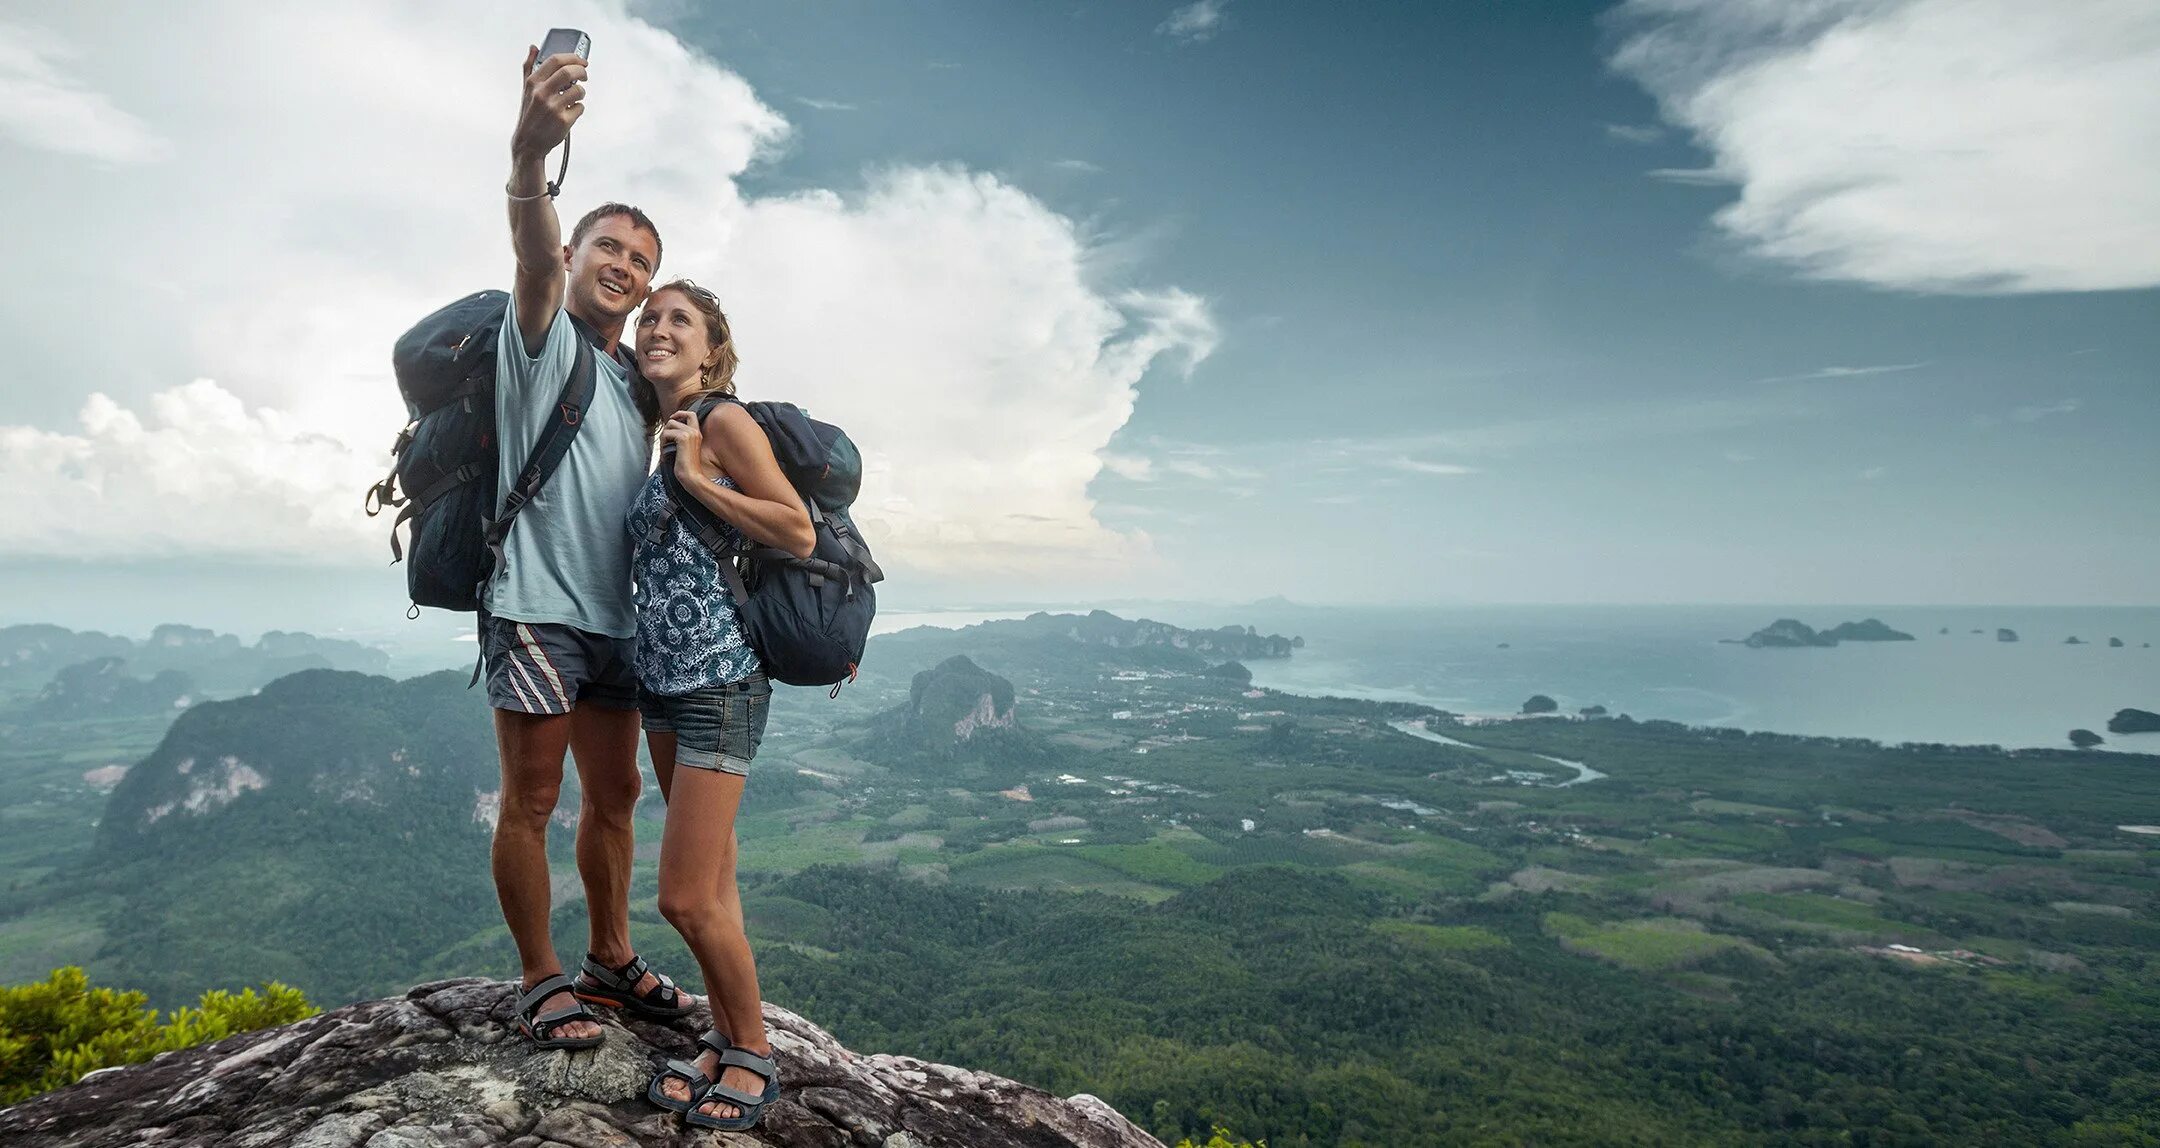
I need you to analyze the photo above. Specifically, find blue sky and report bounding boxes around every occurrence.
[1,0,2155,637]
[642,0,2159,605]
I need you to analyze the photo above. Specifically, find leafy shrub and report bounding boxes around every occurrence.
[0,966,316,1104]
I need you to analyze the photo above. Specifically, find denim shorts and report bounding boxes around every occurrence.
[639,673,771,775]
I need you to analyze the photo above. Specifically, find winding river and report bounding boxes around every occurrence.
[1387,719,1608,787]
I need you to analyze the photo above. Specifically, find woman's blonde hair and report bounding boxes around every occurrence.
[632,278,739,433]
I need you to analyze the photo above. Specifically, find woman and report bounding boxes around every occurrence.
[626,279,814,1133]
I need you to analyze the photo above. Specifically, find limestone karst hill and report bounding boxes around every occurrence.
[0,978,1162,1148]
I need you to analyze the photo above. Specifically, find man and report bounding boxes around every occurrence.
[490,43,690,1048]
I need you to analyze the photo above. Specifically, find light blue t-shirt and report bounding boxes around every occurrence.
[482,299,650,639]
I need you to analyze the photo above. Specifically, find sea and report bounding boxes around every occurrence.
[888,604,2160,754]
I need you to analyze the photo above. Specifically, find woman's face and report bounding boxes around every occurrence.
[634,288,717,389]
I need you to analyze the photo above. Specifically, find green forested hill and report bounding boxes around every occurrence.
[54,670,502,1004]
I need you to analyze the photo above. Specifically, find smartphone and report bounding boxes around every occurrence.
[538,27,590,62]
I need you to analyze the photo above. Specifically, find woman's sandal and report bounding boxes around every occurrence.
[574,952,696,1020]
[514,973,605,1051]
[685,1045,782,1133]
[647,1028,731,1114]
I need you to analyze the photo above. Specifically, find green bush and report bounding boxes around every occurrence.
[1175,1128,1265,1148]
[0,966,316,1104]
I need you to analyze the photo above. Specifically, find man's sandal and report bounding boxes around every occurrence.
[515,973,605,1051]
[647,1028,731,1114]
[685,1045,782,1133]
[573,951,696,1019]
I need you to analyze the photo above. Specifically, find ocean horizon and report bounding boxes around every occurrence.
[888,603,2160,754]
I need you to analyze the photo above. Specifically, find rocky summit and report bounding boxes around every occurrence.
[0,978,1161,1148]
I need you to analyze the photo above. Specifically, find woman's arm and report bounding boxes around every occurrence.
[657,405,817,559]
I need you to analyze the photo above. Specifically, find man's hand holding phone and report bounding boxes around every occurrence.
[512,39,589,163]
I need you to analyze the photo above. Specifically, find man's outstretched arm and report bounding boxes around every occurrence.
[507,46,586,357]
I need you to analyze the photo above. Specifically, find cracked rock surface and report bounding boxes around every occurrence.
[0,978,1164,1148]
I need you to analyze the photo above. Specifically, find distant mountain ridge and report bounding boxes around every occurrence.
[1,623,388,698]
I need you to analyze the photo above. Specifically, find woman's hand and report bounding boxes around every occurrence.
[661,410,711,481]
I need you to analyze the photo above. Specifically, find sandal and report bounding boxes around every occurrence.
[685,1045,782,1133]
[575,951,696,1019]
[515,973,604,1051]
[647,1028,731,1114]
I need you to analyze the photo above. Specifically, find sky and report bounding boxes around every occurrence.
[2,0,2156,640]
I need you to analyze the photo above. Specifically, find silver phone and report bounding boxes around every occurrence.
[538,27,590,62]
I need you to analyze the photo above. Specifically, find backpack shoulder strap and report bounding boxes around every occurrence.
[479,336,597,597]
[650,392,741,554]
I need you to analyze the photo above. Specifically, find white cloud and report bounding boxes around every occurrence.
[1052,158,1104,174]
[1158,0,1230,44]
[1752,361,1930,384]
[2011,398,2082,423]
[1611,0,2160,292]
[0,2,1215,588]
[0,22,168,163]
[794,96,857,112]
[0,383,382,562]
[1604,123,1665,145]
[1859,466,1887,480]
[1389,458,1479,476]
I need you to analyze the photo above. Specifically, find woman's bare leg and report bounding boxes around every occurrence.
[653,764,768,1119]
[647,730,679,805]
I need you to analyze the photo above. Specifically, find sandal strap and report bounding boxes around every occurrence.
[701,1080,773,1108]
[661,1057,713,1092]
[698,1029,732,1056]
[718,1047,777,1080]
[516,973,579,1015]
[580,952,650,990]
[581,952,679,1005]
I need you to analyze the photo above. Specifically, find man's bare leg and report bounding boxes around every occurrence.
[569,702,647,980]
[492,708,600,1042]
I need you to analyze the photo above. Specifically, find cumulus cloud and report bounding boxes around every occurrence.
[0,382,382,562]
[1158,0,1230,44]
[1611,0,2160,292]
[0,2,1214,583]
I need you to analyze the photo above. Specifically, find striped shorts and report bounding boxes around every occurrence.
[477,611,638,715]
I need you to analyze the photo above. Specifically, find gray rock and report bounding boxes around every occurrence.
[0,979,1162,1148]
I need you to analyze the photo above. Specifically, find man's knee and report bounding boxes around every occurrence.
[581,775,642,826]
[499,781,564,830]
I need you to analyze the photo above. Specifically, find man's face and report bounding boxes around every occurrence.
[563,215,658,323]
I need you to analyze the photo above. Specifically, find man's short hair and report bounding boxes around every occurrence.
[568,203,662,271]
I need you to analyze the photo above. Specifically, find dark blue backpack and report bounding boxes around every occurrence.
[365,289,601,615]
[651,394,884,692]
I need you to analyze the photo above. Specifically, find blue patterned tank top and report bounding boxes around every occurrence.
[626,470,761,695]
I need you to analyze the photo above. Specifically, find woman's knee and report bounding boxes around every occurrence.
[657,886,721,931]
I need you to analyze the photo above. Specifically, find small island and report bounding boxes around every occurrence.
[1733,617,1915,648]
[2065,636,2086,645]
[2109,637,2125,648]
[1998,628,2020,643]
[2069,729,2104,749]
[1579,704,1608,717]
[1521,694,1559,715]
[2107,708,2160,735]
